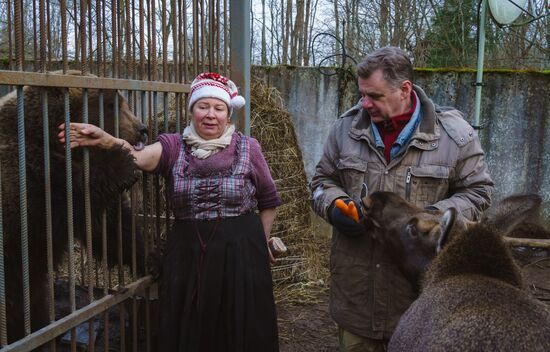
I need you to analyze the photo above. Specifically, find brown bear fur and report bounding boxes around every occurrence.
[0,71,147,343]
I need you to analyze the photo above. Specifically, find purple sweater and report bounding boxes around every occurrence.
[153,133,282,210]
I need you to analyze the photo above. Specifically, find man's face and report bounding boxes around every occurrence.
[358,69,412,123]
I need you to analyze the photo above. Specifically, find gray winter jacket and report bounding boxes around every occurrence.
[310,85,494,339]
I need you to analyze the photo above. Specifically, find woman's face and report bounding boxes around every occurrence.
[191,97,230,140]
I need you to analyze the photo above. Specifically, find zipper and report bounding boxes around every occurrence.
[405,167,412,201]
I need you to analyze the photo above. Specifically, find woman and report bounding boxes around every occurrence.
[58,72,281,351]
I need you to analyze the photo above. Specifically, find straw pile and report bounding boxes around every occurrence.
[249,80,329,304]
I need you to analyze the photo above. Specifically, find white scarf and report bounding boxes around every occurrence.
[182,123,235,159]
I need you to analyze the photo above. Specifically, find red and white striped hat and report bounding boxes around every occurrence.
[188,72,246,116]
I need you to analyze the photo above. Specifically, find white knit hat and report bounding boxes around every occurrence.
[187,72,246,116]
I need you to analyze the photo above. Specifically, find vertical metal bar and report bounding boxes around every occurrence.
[64,90,77,351]
[162,0,167,82]
[131,187,137,352]
[102,0,107,76]
[171,0,179,83]
[151,0,157,81]
[182,0,188,82]
[102,210,109,352]
[33,0,38,71]
[47,0,52,69]
[130,3,139,343]
[117,0,123,77]
[0,163,7,346]
[177,0,183,83]
[16,86,30,336]
[209,0,215,70]
[102,230,109,351]
[146,15,156,351]
[176,92,181,133]
[98,87,110,352]
[112,0,118,78]
[79,1,96,350]
[61,0,76,346]
[140,90,151,352]
[14,0,23,70]
[14,0,31,337]
[61,0,68,73]
[73,0,79,65]
[42,88,56,352]
[125,0,132,79]
[112,89,126,351]
[229,0,251,135]
[216,0,221,71]
[39,0,47,72]
[7,0,13,71]
[96,0,103,75]
[200,0,205,72]
[193,0,199,76]
[40,0,55,349]
[88,0,93,74]
[18,0,25,65]
[146,0,151,79]
[223,0,228,76]
[118,196,125,352]
[139,0,145,80]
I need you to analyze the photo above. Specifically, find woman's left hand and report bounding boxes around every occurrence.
[58,122,118,149]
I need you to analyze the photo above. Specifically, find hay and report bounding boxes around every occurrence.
[250,80,329,304]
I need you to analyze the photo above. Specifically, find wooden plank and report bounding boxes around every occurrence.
[0,70,190,93]
[504,237,550,249]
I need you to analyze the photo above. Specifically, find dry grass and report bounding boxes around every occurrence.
[249,80,329,306]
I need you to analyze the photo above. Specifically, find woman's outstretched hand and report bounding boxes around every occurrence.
[58,122,117,149]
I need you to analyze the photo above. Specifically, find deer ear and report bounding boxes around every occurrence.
[481,193,542,234]
[436,208,457,253]
[360,196,379,227]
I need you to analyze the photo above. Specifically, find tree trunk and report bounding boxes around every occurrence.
[380,0,389,47]
[283,0,292,64]
[291,0,304,65]
[261,0,267,65]
[333,0,340,64]
[302,0,313,66]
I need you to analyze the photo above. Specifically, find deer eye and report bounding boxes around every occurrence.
[406,222,419,239]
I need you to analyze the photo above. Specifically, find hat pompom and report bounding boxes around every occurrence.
[231,95,246,110]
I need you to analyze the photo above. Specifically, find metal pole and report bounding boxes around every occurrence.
[229,0,251,135]
[473,0,488,129]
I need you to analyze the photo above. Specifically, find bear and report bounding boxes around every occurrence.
[0,70,148,343]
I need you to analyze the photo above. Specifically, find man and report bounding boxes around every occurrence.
[310,46,494,351]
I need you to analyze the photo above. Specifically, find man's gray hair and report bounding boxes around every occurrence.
[357,46,413,89]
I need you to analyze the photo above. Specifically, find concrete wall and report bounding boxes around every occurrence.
[252,66,550,223]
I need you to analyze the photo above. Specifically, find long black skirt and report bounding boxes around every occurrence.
[157,212,279,351]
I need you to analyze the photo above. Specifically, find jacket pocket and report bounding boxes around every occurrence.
[406,165,450,207]
[336,156,368,198]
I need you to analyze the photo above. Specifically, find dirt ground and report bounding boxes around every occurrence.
[277,287,338,352]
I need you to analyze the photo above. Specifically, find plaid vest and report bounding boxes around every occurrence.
[171,132,257,220]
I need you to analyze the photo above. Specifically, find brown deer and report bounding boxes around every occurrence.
[360,191,550,352]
